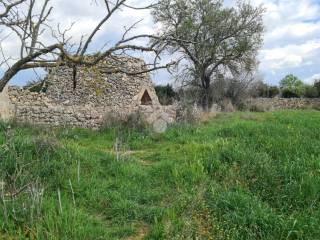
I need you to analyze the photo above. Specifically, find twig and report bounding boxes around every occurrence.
[77,160,80,184]
[68,179,75,207]
[57,188,62,214]
[1,180,8,224]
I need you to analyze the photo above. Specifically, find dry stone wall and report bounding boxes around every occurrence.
[45,57,160,108]
[7,87,176,130]
[8,87,105,128]
[0,56,176,132]
[0,86,14,121]
[248,98,320,110]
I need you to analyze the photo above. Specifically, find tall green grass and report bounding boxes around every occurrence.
[0,110,319,239]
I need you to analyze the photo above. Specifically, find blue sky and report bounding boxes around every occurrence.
[1,0,320,86]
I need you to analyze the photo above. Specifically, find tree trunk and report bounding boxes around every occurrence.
[200,74,211,112]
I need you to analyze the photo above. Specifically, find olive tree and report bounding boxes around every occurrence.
[152,0,264,110]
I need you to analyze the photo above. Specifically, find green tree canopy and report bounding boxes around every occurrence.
[279,74,305,97]
[280,74,304,90]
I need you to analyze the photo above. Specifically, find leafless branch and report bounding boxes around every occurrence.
[0,0,177,92]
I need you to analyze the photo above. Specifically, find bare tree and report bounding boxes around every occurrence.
[0,0,174,92]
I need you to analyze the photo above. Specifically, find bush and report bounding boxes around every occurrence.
[304,85,318,98]
[248,102,271,112]
[155,84,177,105]
[268,86,280,98]
[220,98,236,112]
[314,80,320,97]
[281,88,301,98]
[101,110,149,133]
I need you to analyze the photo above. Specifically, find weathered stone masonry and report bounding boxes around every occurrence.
[248,98,320,110]
[0,57,176,131]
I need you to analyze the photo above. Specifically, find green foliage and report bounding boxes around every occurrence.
[268,86,280,98]
[280,74,304,89]
[0,111,320,239]
[155,84,177,105]
[304,85,319,98]
[314,80,320,97]
[281,88,301,98]
[280,75,305,98]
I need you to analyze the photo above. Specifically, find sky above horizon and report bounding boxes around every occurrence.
[1,0,320,86]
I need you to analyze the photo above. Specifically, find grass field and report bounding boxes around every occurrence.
[0,110,319,239]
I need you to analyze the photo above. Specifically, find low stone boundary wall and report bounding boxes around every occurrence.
[14,104,106,128]
[248,98,320,111]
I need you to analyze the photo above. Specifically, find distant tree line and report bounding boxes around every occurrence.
[155,74,320,106]
[252,74,320,98]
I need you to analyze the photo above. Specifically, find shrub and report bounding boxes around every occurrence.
[268,86,280,98]
[155,84,177,105]
[314,80,320,97]
[101,110,149,133]
[304,85,318,98]
[246,102,271,112]
[281,88,301,98]
[220,98,236,112]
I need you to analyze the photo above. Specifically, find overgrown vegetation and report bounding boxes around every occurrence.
[154,85,177,105]
[0,111,319,239]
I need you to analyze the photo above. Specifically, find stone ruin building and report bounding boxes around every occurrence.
[0,56,176,132]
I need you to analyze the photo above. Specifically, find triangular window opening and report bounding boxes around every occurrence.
[141,90,152,105]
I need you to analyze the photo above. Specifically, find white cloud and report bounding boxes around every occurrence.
[304,73,320,84]
[265,22,320,44]
[260,40,320,69]
[256,0,320,84]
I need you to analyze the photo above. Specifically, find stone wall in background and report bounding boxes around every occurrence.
[248,98,320,111]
